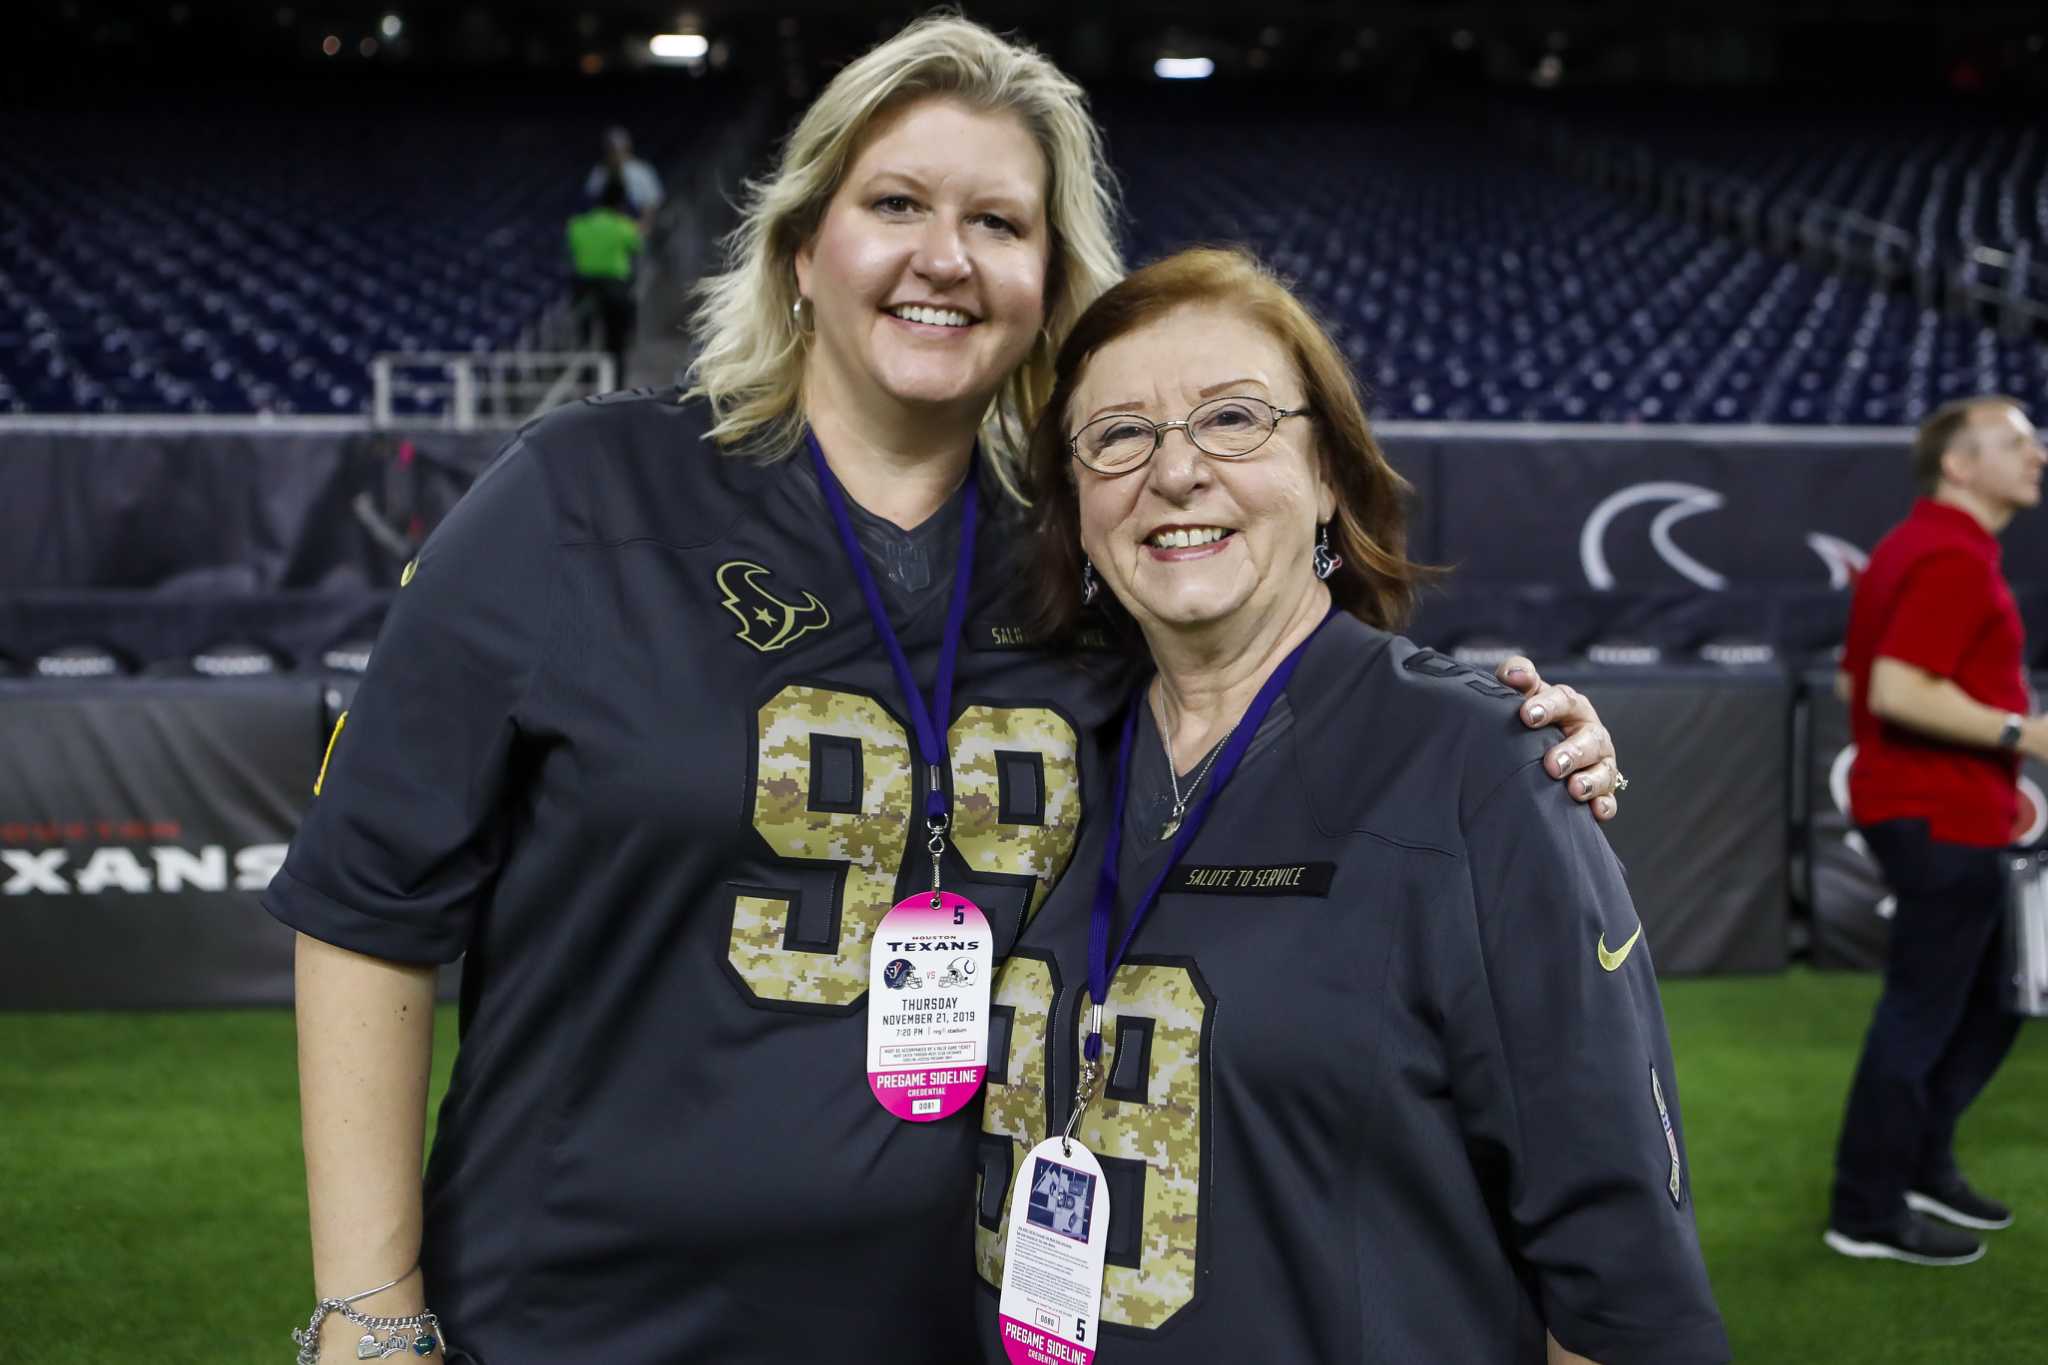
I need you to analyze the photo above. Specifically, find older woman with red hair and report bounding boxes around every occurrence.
[975,249,1726,1365]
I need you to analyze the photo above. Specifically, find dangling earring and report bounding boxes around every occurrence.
[1081,558,1100,605]
[1313,524,1342,581]
[791,296,814,334]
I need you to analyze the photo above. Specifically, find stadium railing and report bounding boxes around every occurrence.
[368,351,616,431]
[1532,115,2048,338]
[1953,243,2048,340]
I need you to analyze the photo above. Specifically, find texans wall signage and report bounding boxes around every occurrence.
[1396,431,2048,592]
[0,680,323,1008]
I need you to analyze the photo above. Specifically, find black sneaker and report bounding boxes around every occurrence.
[1908,1179,2014,1231]
[1824,1212,1985,1266]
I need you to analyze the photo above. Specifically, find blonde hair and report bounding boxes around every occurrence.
[685,13,1124,502]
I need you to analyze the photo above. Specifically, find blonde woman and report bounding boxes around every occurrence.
[269,17,1620,1364]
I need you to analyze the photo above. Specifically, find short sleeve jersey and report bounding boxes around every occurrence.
[1844,497,2027,845]
[974,617,1729,1364]
[264,391,1127,1364]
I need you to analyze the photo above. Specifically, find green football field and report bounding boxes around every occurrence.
[2,970,2041,1362]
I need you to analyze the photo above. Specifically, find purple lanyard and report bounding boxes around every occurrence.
[1063,608,1334,1145]
[805,432,980,857]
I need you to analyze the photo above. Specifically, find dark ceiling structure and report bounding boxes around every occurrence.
[11,1,2047,102]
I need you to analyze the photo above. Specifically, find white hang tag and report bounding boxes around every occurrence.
[997,1136,1111,1365]
[865,891,993,1121]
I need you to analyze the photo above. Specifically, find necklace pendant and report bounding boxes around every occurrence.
[1159,814,1182,840]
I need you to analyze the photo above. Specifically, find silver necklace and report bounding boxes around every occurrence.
[1159,701,1238,840]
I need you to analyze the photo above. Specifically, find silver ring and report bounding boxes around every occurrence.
[1613,772,1630,794]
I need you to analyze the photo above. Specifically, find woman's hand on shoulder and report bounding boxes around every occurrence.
[1494,656,1621,823]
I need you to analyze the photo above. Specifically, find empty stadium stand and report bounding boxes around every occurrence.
[1104,106,2048,424]
[0,82,712,416]
[4,90,2044,425]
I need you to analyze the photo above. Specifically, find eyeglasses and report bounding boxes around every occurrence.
[1068,396,1310,476]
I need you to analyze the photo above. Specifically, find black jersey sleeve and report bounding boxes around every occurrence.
[1449,757,1730,1365]
[263,438,558,964]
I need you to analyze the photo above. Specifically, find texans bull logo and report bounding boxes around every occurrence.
[1579,481,1870,590]
[716,560,831,653]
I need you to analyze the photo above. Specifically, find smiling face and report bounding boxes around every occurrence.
[794,96,1051,429]
[1069,303,1336,638]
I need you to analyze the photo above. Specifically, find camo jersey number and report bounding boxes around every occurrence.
[977,961,1212,1332]
[977,953,1058,1284]
[727,685,1081,1008]
[947,705,1082,920]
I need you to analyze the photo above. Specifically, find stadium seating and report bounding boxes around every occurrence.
[0,88,704,417]
[1105,110,2048,424]
[1565,106,2048,261]
[3,97,2043,424]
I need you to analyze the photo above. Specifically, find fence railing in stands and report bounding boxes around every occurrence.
[1534,118,2048,340]
[1955,243,2048,339]
[368,350,616,431]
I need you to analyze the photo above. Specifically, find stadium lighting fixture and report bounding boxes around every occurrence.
[1154,56,1214,79]
[649,33,709,61]
[380,14,402,39]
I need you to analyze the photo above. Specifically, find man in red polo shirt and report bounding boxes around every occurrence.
[1828,395,2045,1266]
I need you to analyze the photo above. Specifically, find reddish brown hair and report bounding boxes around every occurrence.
[1027,246,1434,645]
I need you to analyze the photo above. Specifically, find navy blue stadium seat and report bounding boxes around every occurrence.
[4,96,2039,423]
[0,92,700,417]
[1102,107,2046,424]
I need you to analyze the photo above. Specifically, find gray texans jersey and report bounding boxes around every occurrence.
[975,615,1729,1364]
[268,390,1129,1364]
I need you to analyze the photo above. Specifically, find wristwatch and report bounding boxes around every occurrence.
[1999,713,2026,750]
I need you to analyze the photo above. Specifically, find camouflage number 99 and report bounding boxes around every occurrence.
[727,684,1081,1008]
[979,957,1212,1332]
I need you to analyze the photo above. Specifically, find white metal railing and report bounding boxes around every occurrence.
[369,351,616,431]
[1532,114,2048,331]
[1953,242,2048,339]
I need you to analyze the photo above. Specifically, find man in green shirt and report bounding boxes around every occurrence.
[568,177,644,387]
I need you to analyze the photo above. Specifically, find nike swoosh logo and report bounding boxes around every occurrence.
[1597,924,1643,972]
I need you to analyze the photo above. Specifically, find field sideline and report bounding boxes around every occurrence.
[2,970,2041,1361]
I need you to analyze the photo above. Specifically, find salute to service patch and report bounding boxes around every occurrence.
[1166,862,1336,896]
